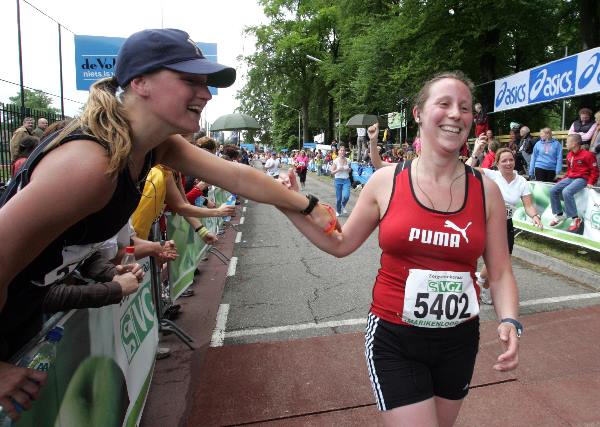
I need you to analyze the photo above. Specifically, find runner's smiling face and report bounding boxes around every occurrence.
[415,78,473,155]
[140,69,212,134]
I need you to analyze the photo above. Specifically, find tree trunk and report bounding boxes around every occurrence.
[479,28,500,130]
[302,101,310,147]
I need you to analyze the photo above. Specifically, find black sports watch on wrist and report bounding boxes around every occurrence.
[301,194,319,215]
[500,318,523,338]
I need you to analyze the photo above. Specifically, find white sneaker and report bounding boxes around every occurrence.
[342,207,349,215]
[549,214,565,227]
[336,211,340,217]
[479,286,492,305]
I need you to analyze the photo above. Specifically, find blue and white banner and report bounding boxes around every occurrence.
[494,46,600,112]
[303,142,316,149]
[74,35,219,94]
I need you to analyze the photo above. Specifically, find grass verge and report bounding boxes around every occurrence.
[515,230,600,274]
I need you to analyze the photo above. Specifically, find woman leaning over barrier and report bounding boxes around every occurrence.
[0,28,335,422]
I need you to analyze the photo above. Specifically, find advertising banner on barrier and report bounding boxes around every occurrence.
[494,46,600,112]
[513,182,600,252]
[166,214,208,299]
[17,258,158,427]
[74,35,219,94]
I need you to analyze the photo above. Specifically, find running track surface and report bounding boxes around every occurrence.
[142,200,600,427]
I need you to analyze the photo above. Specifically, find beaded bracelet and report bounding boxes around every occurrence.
[321,204,338,235]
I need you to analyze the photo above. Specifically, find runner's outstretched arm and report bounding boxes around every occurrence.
[279,167,392,257]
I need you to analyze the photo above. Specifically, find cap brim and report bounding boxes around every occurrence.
[165,59,236,88]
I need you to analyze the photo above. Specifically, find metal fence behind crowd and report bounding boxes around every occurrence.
[0,102,63,183]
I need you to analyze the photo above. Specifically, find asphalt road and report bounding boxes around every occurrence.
[217,172,600,346]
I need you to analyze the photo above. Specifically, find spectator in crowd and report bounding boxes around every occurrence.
[507,129,519,153]
[473,102,488,137]
[528,127,563,182]
[196,136,217,154]
[548,134,599,232]
[590,111,600,184]
[240,148,250,165]
[132,165,226,242]
[369,137,393,169]
[331,146,352,217]
[467,142,542,304]
[0,28,335,421]
[294,149,310,190]
[280,71,519,426]
[9,117,34,161]
[264,152,280,179]
[518,126,535,174]
[568,108,597,148]
[314,151,324,176]
[32,118,48,138]
[11,135,38,177]
[221,144,240,162]
[481,139,500,169]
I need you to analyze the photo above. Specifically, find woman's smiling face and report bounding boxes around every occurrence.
[415,78,473,154]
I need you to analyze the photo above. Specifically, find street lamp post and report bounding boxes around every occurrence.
[282,103,301,150]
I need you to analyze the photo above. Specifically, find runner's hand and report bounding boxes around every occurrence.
[494,322,519,371]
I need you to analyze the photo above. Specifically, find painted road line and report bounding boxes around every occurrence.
[519,292,600,307]
[223,292,600,339]
[210,304,230,347]
[245,199,248,205]
[243,207,247,213]
[227,257,238,277]
[224,318,366,339]
[240,216,245,224]
[235,232,242,243]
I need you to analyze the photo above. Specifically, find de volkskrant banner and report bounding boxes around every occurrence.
[74,35,218,94]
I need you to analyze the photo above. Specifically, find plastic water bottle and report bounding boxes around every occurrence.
[121,246,136,266]
[0,326,64,426]
[223,194,236,222]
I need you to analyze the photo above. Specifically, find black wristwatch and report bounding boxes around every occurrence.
[301,194,319,215]
[500,318,523,338]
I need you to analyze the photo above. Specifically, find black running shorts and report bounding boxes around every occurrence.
[364,313,480,411]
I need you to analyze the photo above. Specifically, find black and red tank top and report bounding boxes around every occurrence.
[371,160,486,327]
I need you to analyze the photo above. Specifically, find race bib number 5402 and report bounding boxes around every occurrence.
[402,269,479,328]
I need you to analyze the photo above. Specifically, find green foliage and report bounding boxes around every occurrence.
[239,0,600,144]
[9,88,59,114]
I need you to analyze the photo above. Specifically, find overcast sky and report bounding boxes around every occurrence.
[0,0,266,127]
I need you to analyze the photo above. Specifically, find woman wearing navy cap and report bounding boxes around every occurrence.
[0,28,336,422]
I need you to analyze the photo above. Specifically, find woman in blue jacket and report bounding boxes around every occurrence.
[528,127,563,182]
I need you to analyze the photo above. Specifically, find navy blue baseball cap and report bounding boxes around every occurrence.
[115,28,236,88]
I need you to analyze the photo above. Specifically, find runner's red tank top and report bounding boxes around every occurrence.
[371,161,486,326]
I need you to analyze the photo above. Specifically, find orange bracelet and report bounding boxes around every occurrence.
[321,204,338,235]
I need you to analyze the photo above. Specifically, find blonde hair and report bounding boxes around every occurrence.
[44,77,133,176]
